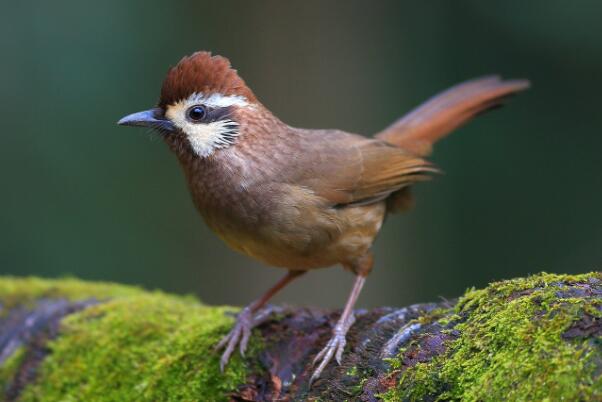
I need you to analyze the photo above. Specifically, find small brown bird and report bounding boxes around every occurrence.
[118,51,529,381]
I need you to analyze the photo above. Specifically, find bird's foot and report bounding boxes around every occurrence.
[310,312,356,384]
[215,305,281,371]
[216,306,254,371]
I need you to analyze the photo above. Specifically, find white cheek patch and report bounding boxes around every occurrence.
[166,92,250,158]
[182,120,240,158]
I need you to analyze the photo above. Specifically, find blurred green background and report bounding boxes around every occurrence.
[1,1,601,308]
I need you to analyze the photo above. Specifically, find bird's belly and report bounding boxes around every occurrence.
[204,214,340,270]
[205,201,386,271]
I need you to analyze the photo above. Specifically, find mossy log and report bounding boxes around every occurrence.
[0,272,600,401]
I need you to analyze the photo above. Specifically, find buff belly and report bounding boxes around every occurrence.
[207,201,387,271]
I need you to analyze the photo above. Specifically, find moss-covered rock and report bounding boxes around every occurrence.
[0,273,600,401]
[381,272,602,401]
[0,276,144,310]
[0,277,256,402]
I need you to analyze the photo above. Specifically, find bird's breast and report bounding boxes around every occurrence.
[179,148,385,270]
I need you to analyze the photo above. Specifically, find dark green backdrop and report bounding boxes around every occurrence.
[1,1,601,308]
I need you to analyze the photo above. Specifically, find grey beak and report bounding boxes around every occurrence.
[117,108,175,132]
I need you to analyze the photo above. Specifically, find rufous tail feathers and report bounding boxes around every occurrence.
[375,76,530,156]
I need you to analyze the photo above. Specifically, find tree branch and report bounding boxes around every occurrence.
[0,272,600,401]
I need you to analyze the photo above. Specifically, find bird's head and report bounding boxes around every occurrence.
[118,51,260,158]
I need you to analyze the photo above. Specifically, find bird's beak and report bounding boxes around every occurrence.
[117,108,175,132]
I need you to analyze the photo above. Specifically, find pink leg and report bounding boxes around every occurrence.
[310,274,367,384]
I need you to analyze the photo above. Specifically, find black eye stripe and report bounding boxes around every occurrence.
[207,106,233,122]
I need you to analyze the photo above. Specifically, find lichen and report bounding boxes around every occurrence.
[382,272,602,401]
[0,277,256,402]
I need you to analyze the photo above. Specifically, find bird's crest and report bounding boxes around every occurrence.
[159,51,257,108]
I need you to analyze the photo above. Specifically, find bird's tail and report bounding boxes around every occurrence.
[374,76,530,156]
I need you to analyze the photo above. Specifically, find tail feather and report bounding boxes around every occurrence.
[375,76,530,156]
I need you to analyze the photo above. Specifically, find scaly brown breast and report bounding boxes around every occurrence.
[179,143,386,271]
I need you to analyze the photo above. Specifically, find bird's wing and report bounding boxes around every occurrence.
[289,130,438,207]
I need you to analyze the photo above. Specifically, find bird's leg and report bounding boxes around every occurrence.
[216,269,305,371]
[310,273,367,384]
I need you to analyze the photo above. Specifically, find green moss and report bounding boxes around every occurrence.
[0,347,25,391]
[0,277,256,402]
[383,272,602,401]
[342,365,370,397]
[0,276,144,311]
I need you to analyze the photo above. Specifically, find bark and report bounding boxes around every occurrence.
[0,273,600,401]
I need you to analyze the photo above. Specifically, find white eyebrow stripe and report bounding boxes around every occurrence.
[165,92,247,159]
[188,92,250,108]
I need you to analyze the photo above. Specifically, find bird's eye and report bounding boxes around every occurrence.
[186,105,206,122]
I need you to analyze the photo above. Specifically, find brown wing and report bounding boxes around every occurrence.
[344,140,438,205]
[375,76,530,156]
[290,130,438,207]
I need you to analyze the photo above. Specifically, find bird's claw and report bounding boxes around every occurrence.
[216,305,283,371]
[215,306,254,371]
[310,313,355,385]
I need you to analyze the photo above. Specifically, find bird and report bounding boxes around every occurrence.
[118,51,529,383]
